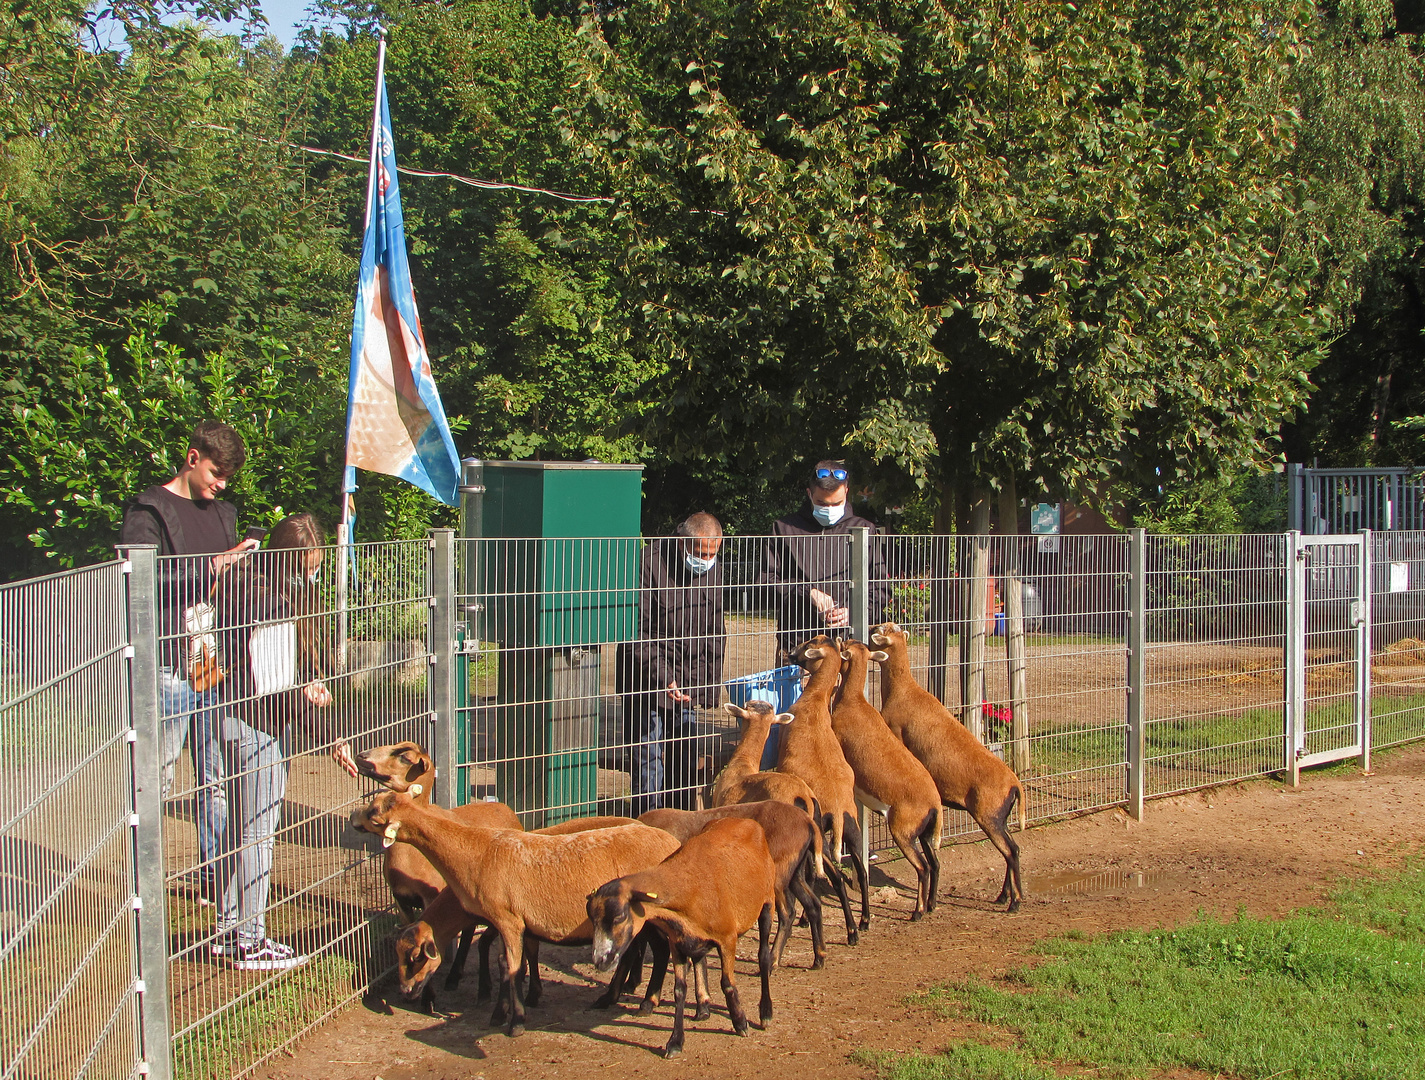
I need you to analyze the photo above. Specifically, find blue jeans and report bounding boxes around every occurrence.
[216,716,288,946]
[159,668,227,884]
[628,705,702,813]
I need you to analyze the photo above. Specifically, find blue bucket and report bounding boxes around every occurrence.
[724,665,803,770]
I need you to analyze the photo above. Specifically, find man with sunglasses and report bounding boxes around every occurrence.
[763,459,890,660]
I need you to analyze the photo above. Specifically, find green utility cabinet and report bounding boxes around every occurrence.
[458,460,643,825]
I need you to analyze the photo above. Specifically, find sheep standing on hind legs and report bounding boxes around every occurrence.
[779,636,871,938]
[712,701,852,954]
[870,622,1027,911]
[831,640,943,919]
[587,817,777,1059]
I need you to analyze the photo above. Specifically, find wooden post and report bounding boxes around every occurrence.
[960,487,991,741]
[998,481,1030,775]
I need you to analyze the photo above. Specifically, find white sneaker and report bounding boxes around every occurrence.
[230,939,309,971]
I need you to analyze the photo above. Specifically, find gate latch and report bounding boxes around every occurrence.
[1350,600,1366,627]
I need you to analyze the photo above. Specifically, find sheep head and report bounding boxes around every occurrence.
[355,741,433,792]
[395,922,443,1001]
[870,622,906,651]
[587,879,658,973]
[724,701,795,728]
[349,790,414,847]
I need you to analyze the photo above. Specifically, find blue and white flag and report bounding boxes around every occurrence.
[343,70,460,506]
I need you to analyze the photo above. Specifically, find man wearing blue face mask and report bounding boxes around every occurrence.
[764,459,890,660]
[616,512,726,812]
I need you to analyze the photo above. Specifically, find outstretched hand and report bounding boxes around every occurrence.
[331,738,360,777]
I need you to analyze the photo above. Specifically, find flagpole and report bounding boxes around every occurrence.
[338,25,388,673]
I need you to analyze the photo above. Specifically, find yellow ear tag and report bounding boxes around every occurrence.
[408,783,424,797]
[382,822,400,848]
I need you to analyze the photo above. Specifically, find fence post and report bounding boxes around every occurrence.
[1360,528,1373,775]
[119,544,174,1080]
[1126,529,1146,821]
[430,529,459,809]
[1286,529,1304,788]
[849,527,871,870]
[1286,463,1304,534]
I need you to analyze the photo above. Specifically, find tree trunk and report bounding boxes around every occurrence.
[959,486,991,740]
[998,479,1031,775]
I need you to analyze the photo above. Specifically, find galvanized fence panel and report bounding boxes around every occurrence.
[454,534,832,823]
[1368,530,1425,750]
[156,539,429,1080]
[0,560,145,1080]
[12,526,1425,1080]
[1142,534,1288,797]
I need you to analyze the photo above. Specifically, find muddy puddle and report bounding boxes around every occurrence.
[1028,868,1181,895]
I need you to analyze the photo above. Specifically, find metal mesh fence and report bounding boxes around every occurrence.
[1368,531,1425,750]
[1142,534,1287,796]
[157,540,428,1080]
[0,560,142,1080]
[7,527,1425,1080]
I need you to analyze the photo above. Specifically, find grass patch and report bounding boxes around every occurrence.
[873,863,1425,1080]
[173,953,358,1080]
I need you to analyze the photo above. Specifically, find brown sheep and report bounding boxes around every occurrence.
[870,621,1027,911]
[712,702,858,945]
[640,799,825,969]
[779,636,870,937]
[587,817,776,1058]
[349,794,679,1036]
[831,641,943,919]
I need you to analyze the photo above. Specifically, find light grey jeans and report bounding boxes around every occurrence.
[158,668,227,880]
[215,715,288,947]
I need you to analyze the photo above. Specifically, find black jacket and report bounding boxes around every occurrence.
[616,538,726,713]
[762,500,890,657]
[119,485,238,668]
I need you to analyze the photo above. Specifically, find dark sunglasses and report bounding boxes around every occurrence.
[816,467,849,481]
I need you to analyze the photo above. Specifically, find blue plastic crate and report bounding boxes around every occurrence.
[724,665,803,771]
[724,665,803,712]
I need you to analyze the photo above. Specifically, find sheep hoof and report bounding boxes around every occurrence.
[1007,898,1021,914]
[507,1022,525,1037]
[910,909,924,922]
[759,1005,773,1027]
[637,998,657,1017]
[592,992,615,1010]
[810,956,825,971]
[663,1042,683,1059]
[733,1018,750,1036]
[694,1003,711,1022]
[846,930,859,947]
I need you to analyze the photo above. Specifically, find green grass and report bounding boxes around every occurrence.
[869,862,1425,1080]
[173,953,359,1080]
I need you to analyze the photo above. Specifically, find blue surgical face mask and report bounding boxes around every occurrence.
[811,501,845,527]
[685,552,716,575]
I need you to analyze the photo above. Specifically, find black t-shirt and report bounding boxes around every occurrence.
[150,486,233,556]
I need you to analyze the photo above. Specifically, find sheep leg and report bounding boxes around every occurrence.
[842,811,871,932]
[637,929,671,1016]
[491,923,527,1036]
[771,885,795,968]
[786,852,825,969]
[476,926,497,1001]
[443,923,476,992]
[693,955,712,1021]
[919,817,943,915]
[757,901,774,1028]
[982,793,1024,911]
[665,951,688,1059]
[522,936,543,1007]
[718,940,749,1036]
[889,814,930,921]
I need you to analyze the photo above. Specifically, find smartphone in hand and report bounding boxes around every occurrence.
[244,526,268,544]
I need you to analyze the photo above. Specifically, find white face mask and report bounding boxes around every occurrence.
[685,552,716,575]
[811,501,845,527]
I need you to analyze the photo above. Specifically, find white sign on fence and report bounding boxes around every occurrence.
[1391,561,1410,593]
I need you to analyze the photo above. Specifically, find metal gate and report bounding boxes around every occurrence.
[1287,532,1370,783]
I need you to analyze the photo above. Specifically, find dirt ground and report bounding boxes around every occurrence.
[263,744,1425,1080]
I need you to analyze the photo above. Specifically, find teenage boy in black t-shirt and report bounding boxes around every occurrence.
[120,421,258,902]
